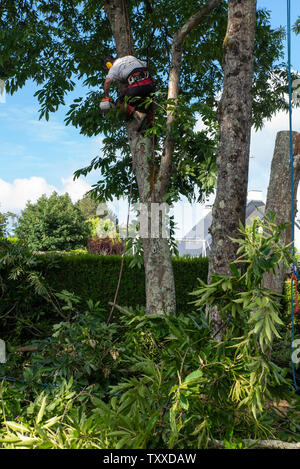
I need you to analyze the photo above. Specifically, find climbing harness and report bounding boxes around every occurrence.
[287,0,299,391]
[127,68,150,85]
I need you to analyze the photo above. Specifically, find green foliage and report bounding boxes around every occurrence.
[192,212,293,349]
[0,206,15,238]
[0,241,209,341]
[283,279,299,320]
[1,212,300,450]
[0,239,65,341]
[1,306,299,449]
[40,254,208,317]
[0,379,110,449]
[272,279,300,370]
[293,17,300,35]
[15,192,90,252]
[0,211,8,238]
[0,1,293,203]
[5,237,19,245]
[86,217,118,239]
[75,195,99,220]
[1,297,121,392]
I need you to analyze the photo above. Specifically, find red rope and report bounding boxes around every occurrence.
[291,273,299,314]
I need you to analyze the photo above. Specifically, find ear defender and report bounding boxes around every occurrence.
[106,61,113,69]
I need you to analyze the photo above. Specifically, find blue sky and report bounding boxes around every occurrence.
[0,0,299,238]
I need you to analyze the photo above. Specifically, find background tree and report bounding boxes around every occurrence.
[15,192,90,251]
[1,0,292,313]
[75,195,99,220]
[76,194,117,225]
[293,17,300,34]
[0,206,15,238]
[0,209,8,238]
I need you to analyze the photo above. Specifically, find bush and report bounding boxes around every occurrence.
[15,192,90,251]
[0,295,121,391]
[87,236,124,255]
[283,278,300,320]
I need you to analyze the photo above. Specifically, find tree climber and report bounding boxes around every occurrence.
[101,55,155,130]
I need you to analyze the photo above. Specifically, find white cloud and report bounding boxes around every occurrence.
[0,177,56,212]
[0,176,91,214]
[61,176,91,203]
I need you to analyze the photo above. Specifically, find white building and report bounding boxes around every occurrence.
[177,191,266,257]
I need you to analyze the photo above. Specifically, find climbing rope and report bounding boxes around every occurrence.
[287,0,299,391]
[107,95,157,323]
[107,133,138,324]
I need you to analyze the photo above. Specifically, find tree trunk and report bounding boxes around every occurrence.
[104,0,224,315]
[104,0,176,314]
[127,132,176,315]
[264,131,300,294]
[208,0,257,336]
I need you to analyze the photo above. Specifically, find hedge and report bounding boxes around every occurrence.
[37,253,209,315]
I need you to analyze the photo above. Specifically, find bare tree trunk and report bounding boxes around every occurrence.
[208,0,257,336]
[264,131,300,294]
[127,133,176,315]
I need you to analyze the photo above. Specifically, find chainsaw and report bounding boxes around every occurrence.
[99,97,115,113]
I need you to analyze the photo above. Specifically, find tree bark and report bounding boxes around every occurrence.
[208,0,257,336]
[210,439,300,449]
[264,131,300,294]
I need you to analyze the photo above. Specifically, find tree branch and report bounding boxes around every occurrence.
[158,0,223,197]
[103,0,134,57]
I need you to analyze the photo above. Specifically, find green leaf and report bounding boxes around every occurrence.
[184,370,203,383]
[36,395,47,424]
[4,421,30,433]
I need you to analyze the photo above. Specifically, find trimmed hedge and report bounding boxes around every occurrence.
[37,254,209,315]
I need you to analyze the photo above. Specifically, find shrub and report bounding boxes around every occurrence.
[1,307,298,449]
[0,239,64,341]
[86,217,118,239]
[87,236,124,255]
[0,295,121,391]
[15,192,90,251]
[284,278,300,320]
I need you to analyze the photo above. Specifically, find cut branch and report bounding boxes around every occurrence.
[210,439,300,449]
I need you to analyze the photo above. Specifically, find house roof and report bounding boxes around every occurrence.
[245,200,265,219]
[182,199,266,242]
